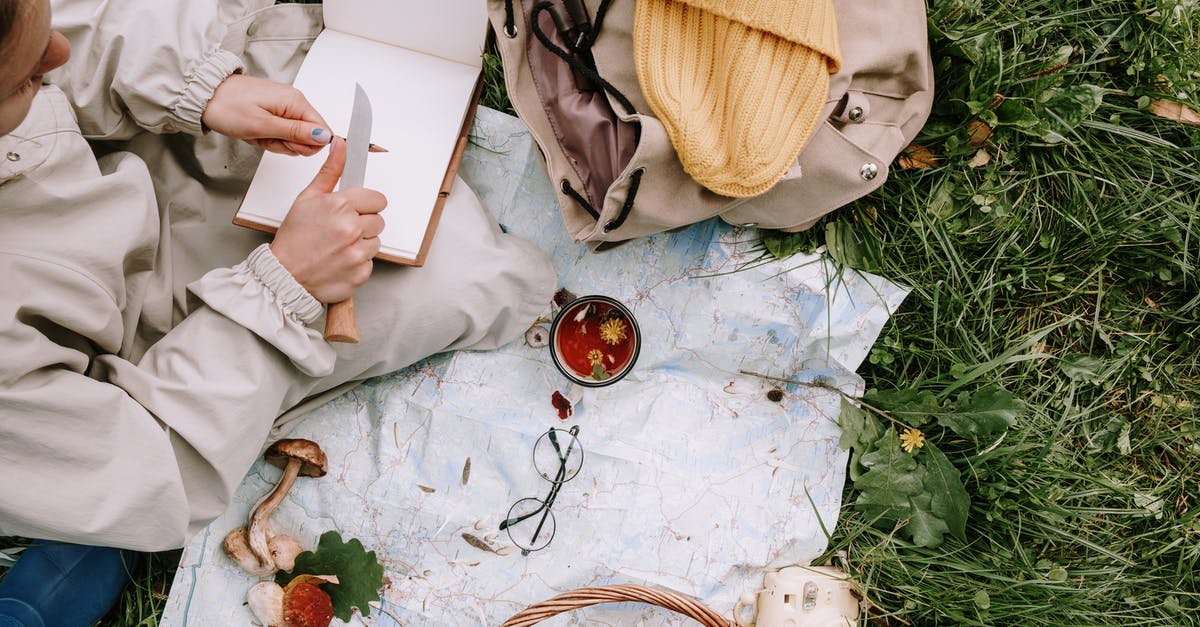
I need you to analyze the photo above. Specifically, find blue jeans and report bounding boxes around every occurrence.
[0,542,139,627]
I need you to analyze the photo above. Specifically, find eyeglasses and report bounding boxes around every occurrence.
[499,426,584,554]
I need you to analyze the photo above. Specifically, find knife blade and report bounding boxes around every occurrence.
[341,83,372,190]
[324,83,373,344]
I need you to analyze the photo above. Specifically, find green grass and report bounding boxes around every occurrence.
[5,0,1198,624]
[795,0,1200,623]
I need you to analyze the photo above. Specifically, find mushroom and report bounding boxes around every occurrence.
[247,581,285,626]
[246,576,338,627]
[269,534,303,572]
[246,439,327,571]
[223,524,304,577]
[525,324,549,348]
[282,581,335,627]
[224,527,277,577]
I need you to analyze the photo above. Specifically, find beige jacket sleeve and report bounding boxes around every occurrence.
[48,0,273,138]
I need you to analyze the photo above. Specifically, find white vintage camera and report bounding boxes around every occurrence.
[741,565,860,626]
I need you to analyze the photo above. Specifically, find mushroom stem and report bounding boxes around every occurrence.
[248,458,302,569]
[223,527,278,577]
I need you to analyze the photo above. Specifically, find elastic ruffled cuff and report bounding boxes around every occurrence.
[245,244,324,324]
[187,244,335,377]
[171,48,245,136]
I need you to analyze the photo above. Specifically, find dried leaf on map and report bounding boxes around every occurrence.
[462,533,498,553]
[277,531,384,621]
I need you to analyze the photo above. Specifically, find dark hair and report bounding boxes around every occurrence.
[0,0,17,50]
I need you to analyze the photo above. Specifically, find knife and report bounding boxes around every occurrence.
[324,83,373,344]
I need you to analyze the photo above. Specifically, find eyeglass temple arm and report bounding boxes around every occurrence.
[500,426,582,534]
[524,459,572,544]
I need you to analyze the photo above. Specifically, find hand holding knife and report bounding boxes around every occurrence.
[324,83,375,343]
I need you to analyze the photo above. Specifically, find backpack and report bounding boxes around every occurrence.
[487,0,933,246]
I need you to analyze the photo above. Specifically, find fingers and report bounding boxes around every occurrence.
[282,140,325,157]
[359,213,386,240]
[254,137,329,157]
[300,137,346,197]
[206,75,335,153]
[339,188,388,214]
[346,239,379,285]
[258,115,333,152]
[281,88,332,140]
[351,256,375,285]
[256,84,332,150]
[359,235,382,260]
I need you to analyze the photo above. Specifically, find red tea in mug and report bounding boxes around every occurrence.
[550,296,640,386]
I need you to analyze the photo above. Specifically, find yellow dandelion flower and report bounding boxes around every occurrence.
[587,349,605,366]
[599,318,628,345]
[900,428,925,453]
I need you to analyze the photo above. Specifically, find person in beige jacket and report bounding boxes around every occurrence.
[0,0,555,622]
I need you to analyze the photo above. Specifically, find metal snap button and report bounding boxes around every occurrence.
[860,163,878,180]
[848,106,864,122]
[6,152,19,162]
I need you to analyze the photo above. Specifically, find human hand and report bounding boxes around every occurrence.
[202,74,333,156]
[270,138,388,303]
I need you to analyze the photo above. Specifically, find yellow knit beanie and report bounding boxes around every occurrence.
[634,0,842,198]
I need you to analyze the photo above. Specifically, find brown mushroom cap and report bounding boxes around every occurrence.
[265,439,327,477]
[282,582,334,627]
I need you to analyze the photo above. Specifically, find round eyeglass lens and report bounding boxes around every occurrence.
[504,497,557,552]
[533,428,583,483]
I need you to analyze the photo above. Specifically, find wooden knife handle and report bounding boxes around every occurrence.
[324,298,359,343]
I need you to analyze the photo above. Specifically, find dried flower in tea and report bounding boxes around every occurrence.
[599,318,628,345]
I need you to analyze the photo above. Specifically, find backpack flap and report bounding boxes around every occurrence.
[720,0,934,231]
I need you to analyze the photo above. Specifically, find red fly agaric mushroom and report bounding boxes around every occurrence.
[246,439,327,572]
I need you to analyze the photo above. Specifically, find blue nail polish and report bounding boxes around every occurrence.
[312,128,326,137]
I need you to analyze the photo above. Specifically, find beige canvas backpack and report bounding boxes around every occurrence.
[487,0,934,246]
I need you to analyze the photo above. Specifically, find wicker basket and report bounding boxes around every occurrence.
[501,584,733,626]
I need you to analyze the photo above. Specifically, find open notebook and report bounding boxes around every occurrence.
[234,0,488,266]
